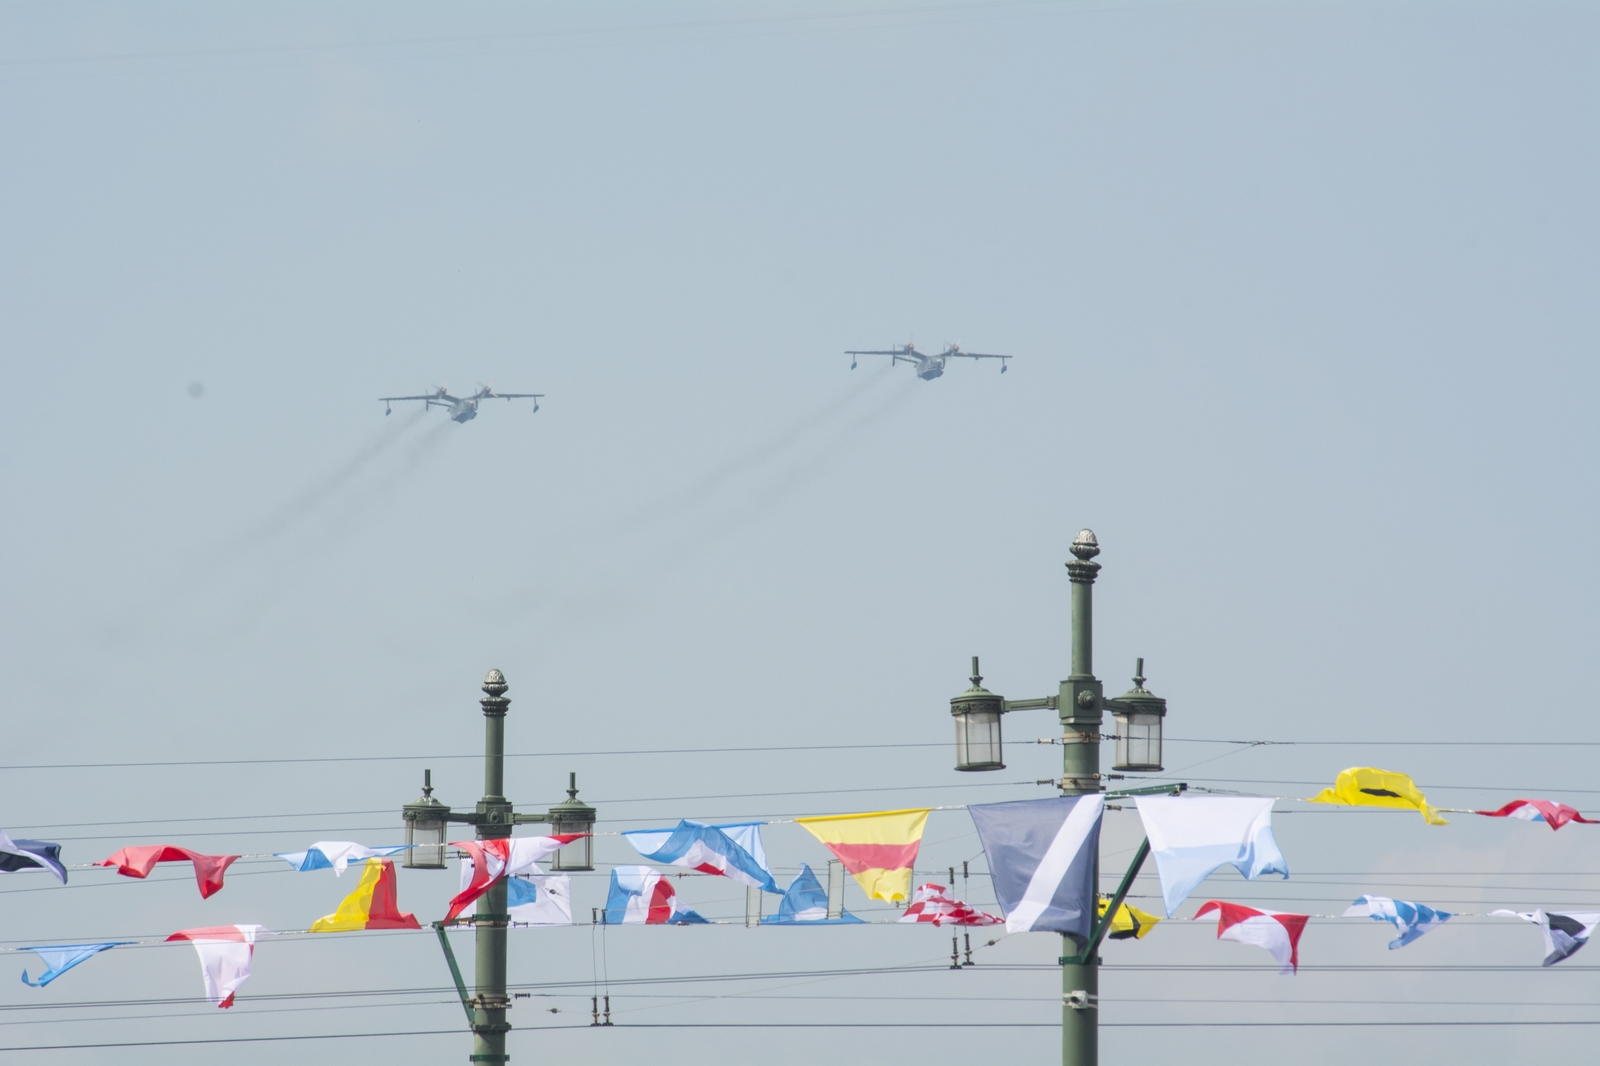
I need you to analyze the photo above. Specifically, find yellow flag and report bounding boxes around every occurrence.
[1308,767,1447,825]
[1097,897,1161,940]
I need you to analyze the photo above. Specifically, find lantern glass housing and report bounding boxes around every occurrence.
[547,772,596,871]
[951,657,1005,772]
[402,771,450,869]
[1111,660,1166,773]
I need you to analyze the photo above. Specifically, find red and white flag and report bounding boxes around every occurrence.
[445,836,584,922]
[898,883,1002,927]
[1476,799,1599,831]
[166,925,267,1007]
[1195,900,1308,974]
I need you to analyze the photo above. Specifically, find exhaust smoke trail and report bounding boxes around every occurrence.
[499,377,922,639]
[241,406,426,544]
[614,362,894,530]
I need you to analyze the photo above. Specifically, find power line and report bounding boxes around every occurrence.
[0,1029,463,1052]
[6,736,1598,773]
[0,742,950,773]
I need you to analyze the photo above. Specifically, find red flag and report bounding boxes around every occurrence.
[96,846,239,899]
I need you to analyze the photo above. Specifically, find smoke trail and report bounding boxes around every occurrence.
[678,377,921,545]
[241,406,427,543]
[497,379,922,636]
[614,362,894,529]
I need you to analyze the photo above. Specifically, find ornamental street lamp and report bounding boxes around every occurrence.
[948,530,1182,1066]
[399,669,597,1065]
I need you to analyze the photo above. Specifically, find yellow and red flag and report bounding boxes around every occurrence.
[795,808,930,902]
[309,858,421,932]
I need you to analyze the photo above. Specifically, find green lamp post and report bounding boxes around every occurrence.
[948,531,1181,1066]
[400,670,597,1064]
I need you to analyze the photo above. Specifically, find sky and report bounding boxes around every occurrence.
[1,0,1597,1061]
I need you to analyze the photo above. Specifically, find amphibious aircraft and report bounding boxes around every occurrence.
[379,386,543,423]
[846,343,1010,380]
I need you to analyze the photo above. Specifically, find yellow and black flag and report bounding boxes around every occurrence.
[1097,896,1162,940]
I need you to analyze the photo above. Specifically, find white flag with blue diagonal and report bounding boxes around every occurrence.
[968,795,1104,939]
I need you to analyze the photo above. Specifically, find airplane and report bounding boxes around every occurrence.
[846,342,1011,380]
[379,386,543,423]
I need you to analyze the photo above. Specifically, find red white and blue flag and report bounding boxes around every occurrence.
[1476,799,1599,831]
[604,866,708,925]
[445,835,585,922]
[623,821,778,892]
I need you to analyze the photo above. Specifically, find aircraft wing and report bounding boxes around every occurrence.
[845,349,912,356]
[948,351,1010,361]
[487,392,544,400]
[378,395,440,402]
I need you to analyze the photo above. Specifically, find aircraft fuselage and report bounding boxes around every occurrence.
[449,402,478,423]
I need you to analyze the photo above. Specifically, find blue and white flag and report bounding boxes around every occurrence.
[604,866,709,925]
[761,864,863,925]
[623,821,778,892]
[1492,910,1600,966]
[21,942,130,987]
[1344,895,1452,949]
[275,842,411,876]
[1135,797,1289,917]
[968,795,1103,938]
[507,873,572,926]
[0,832,67,885]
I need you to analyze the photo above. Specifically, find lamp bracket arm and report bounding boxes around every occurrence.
[446,812,482,825]
[431,922,475,1027]
[511,812,551,825]
[1104,782,1188,799]
[1002,695,1059,713]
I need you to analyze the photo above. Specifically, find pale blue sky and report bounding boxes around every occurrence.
[1,1,1596,1061]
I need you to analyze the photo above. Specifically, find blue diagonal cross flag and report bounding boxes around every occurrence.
[968,795,1104,939]
[21,943,131,987]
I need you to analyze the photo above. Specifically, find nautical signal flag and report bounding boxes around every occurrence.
[1492,910,1600,966]
[1195,901,1308,975]
[795,809,930,902]
[444,835,584,923]
[1308,768,1447,825]
[1343,895,1452,949]
[1135,796,1289,917]
[762,864,863,925]
[96,846,240,899]
[623,821,778,892]
[0,832,67,885]
[508,874,573,926]
[604,866,708,924]
[1476,799,1599,831]
[20,942,130,987]
[1097,897,1161,940]
[967,795,1102,938]
[166,925,267,1007]
[309,859,420,932]
[275,842,411,875]
[897,883,1002,927]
